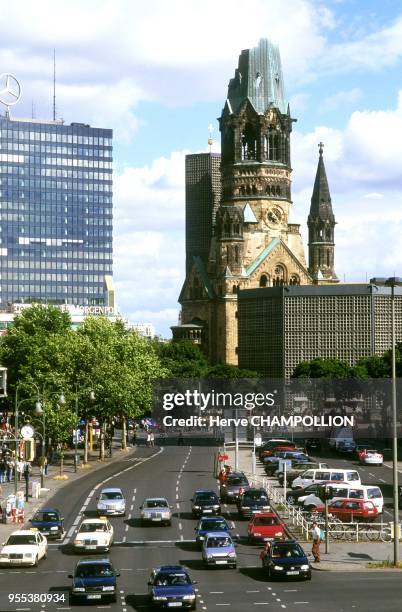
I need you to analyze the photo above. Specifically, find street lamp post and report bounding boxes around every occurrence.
[14,384,41,496]
[371,276,402,566]
[33,389,65,485]
[385,277,402,565]
[73,387,95,470]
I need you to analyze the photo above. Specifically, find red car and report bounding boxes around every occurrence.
[260,445,300,459]
[316,499,379,522]
[247,512,285,542]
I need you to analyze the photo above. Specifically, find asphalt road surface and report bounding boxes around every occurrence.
[1,445,401,612]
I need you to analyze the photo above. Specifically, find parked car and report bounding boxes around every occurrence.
[337,440,356,455]
[354,444,376,459]
[237,488,270,519]
[291,468,361,490]
[277,462,329,486]
[316,498,379,522]
[247,512,285,543]
[220,472,250,503]
[202,532,237,568]
[147,565,197,610]
[258,439,294,461]
[191,490,221,517]
[261,539,311,580]
[69,558,119,604]
[305,439,322,453]
[358,449,383,466]
[301,484,384,513]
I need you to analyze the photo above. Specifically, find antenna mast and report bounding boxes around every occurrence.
[53,48,56,121]
[207,123,214,153]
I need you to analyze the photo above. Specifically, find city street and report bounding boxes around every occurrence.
[1,444,402,611]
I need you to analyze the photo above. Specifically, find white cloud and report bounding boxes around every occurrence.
[319,88,362,113]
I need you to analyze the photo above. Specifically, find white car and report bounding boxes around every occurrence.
[73,517,114,553]
[140,498,172,526]
[0,529,48,567]
[359,450,383,466]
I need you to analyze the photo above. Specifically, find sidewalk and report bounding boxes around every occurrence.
[0,432,136,540]
[223,446,402,572]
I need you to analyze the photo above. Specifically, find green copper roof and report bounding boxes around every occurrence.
[245,237,280,276]
[226,39,287,115]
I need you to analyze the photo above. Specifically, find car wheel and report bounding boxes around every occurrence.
[34,555,39,567]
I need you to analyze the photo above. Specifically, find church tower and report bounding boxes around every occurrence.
[174,39,320,365]
[308,143,338,283]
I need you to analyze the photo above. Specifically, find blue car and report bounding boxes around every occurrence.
[262,539,312,580]
[194,516,232,547]
[148,565,197,610]
[202,531,237,569]
[29,508,64,540]
[69,558,120,604]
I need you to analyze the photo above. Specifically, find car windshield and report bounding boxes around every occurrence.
[100,492,123,500]
[145,500,168,508]
[76,564,114,578]
[199,520,227,530]
[272,545,303,558]
[244,491,267,501]
[6,535,37,545]
[155,573,191,586]
[80,523,107,532]
[33,512,59,521]
[207,537,231,547]
[254,517,279,526]
[227,477,244,485]
[196,493,216,501]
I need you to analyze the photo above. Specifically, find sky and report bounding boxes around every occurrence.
[1,0,402,336]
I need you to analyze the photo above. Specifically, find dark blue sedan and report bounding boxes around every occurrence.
[148,565,197,610]
[194,516,232,547]
[262,539,312,580]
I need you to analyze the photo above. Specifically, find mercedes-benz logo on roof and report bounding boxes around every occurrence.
[0,73,21,107]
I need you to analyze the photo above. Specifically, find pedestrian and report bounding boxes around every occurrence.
[150,432,155,447]
[17,458,24,481]
[131,430,137,446]
[259,540,271,564]
[146,432,151,447]
[311,521,321,563]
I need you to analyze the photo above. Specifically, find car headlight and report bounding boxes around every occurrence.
[198,536,204,540]
[50,526,59,531]
[102,586,115,591]
[193,505,200,509]
[153,596,168,601]
[24,553,33,558]
[183,595,196,600]
[274,565,284,571]
[73,587,85,592]
[206,554,214,560]
[242,506,250,510]
[228,551,236,558]
[162,512,170,518]
[300,564,309,570]
[213,505,220,509]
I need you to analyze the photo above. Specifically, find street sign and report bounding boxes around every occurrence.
[218,453,229,462]
[278,458,292,472]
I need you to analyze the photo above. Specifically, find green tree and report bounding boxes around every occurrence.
[292,357,353,379]
[155,339,209,378]
[205,363,260,378]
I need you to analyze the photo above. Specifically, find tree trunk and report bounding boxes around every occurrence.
[99,422,106,461]
[121,415,127,450]
[60,450,64,477]
[84,421,89,464]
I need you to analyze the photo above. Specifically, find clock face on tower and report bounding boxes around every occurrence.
[267,206,283,227]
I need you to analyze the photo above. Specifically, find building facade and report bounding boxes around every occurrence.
[173,39,338,365]
[0,115,113,307]
[185,153,221,274]
[238,284,402,377]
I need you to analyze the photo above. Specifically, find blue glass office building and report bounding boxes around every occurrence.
[0,116,113,307]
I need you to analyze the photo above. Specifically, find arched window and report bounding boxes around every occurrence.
[259,274,268,287]
[241,123,257,160]
[289,274,300,286]
[273,264,286,286]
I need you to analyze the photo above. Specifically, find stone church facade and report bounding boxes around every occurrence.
[172,39,338,365]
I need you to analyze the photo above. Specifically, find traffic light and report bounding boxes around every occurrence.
[324,485,334,500]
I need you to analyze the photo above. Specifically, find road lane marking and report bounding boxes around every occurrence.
[369,473,375,477]
[247,590,260,593]
[379,478,386,483]
[294,603,309,605]
[210,591,223,594]
[130,504,134,511]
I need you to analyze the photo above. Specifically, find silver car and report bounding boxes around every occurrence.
[140,497,172,526]
[96,487,126,516]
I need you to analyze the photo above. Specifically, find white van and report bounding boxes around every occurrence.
[300,484,384,513]
[291,468,361,490]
